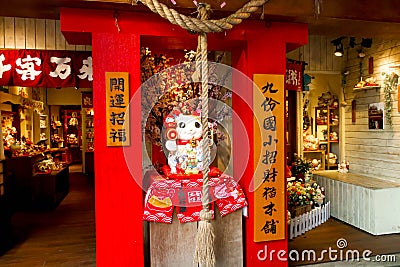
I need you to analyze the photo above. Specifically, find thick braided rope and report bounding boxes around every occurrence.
[197,5,211,212]
[138,0,269,33]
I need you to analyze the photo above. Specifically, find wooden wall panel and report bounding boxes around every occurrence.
[35,19,46,49]
[14,17,25,49]
[4,17,15,48]
[45,19,56,50]
[55,20,66,50]
[287,35,400,182]
[0,17,4,48]
[342,39,400,183]
[25,18,36,49]
[320,35,328,70]
[287,35,343,72]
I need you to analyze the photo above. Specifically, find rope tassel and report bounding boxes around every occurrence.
[194,209,215,266]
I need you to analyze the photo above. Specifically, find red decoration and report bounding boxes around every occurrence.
[285,59,304,91]
[0,49,92,88]
[143,174,247,223]
[82,92,93,108]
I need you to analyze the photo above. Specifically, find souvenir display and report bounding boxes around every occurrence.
[141,48,247,225]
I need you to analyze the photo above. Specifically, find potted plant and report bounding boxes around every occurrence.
[291,155,312,181]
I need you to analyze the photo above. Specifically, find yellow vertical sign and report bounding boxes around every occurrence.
[106,72,130,147]
[253,74,285,242]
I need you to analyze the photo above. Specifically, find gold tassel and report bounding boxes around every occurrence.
[194,209,215,267]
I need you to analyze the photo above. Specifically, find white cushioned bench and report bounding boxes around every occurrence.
[313,171,400,235]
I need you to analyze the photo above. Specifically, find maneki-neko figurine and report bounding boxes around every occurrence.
[162,110,220,179]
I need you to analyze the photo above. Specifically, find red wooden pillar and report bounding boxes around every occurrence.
[232,22,307,266]
[61,8,307,266]
[91,32,143,266]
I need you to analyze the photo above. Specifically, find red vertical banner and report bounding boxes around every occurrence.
[0,50,16,86]
[285,60,304,91]
[253,74,285,242]
[13,50,44,87]
[82,92,93,108]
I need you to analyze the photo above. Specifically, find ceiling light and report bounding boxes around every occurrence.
[334,43,344,57]
[331,37,346,57]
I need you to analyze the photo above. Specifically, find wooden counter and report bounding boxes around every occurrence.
[32,166,69,209]
[5,149,69,210]
[313,171,400,235]
[313,170,400,189]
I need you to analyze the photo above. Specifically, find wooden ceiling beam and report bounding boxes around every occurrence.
[1,0,400,39]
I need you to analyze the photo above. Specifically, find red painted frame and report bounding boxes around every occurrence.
[60,8,307,266]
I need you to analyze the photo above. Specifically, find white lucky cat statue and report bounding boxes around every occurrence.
[165,113,204,175]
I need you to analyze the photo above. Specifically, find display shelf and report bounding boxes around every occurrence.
[315,106,339,169]
[353,85,380,91]
[82,108,94,175]
[303,150,325,170]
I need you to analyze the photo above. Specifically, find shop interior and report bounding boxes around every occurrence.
[2,87,93,171]
[1,10,400,267]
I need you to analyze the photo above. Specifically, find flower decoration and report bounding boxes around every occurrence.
[287,181,325,208]
[141,48,232,148]
[381,72,399,128]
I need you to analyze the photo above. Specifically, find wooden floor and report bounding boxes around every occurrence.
[289,218,400,266]
[1,164,399,267]
[0,164,96,267]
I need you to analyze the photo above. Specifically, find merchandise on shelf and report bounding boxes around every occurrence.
[314,94,340,169]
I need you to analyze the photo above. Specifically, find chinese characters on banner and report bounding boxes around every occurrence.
[253,74,285,242]
[285,60,304,91]
[82,92,93,108]
[0,49,92,88]
[106,72,130,147]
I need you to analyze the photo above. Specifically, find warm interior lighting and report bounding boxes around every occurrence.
[358,49,366,58]
[334,43,344,57]
[331,37,346,57]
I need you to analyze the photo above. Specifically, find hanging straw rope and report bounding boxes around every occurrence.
[136,0,269,33]
[193,5,214,266]
[135,0,270,266]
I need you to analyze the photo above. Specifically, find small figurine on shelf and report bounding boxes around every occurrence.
[69,112,79,126]
[330,112,339,125]
[40,133,47,141]
[330,132,339,141]
[303,134,319,151]
[327,153,337,165]
[338,160,350,173]
[321,129,328,140]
